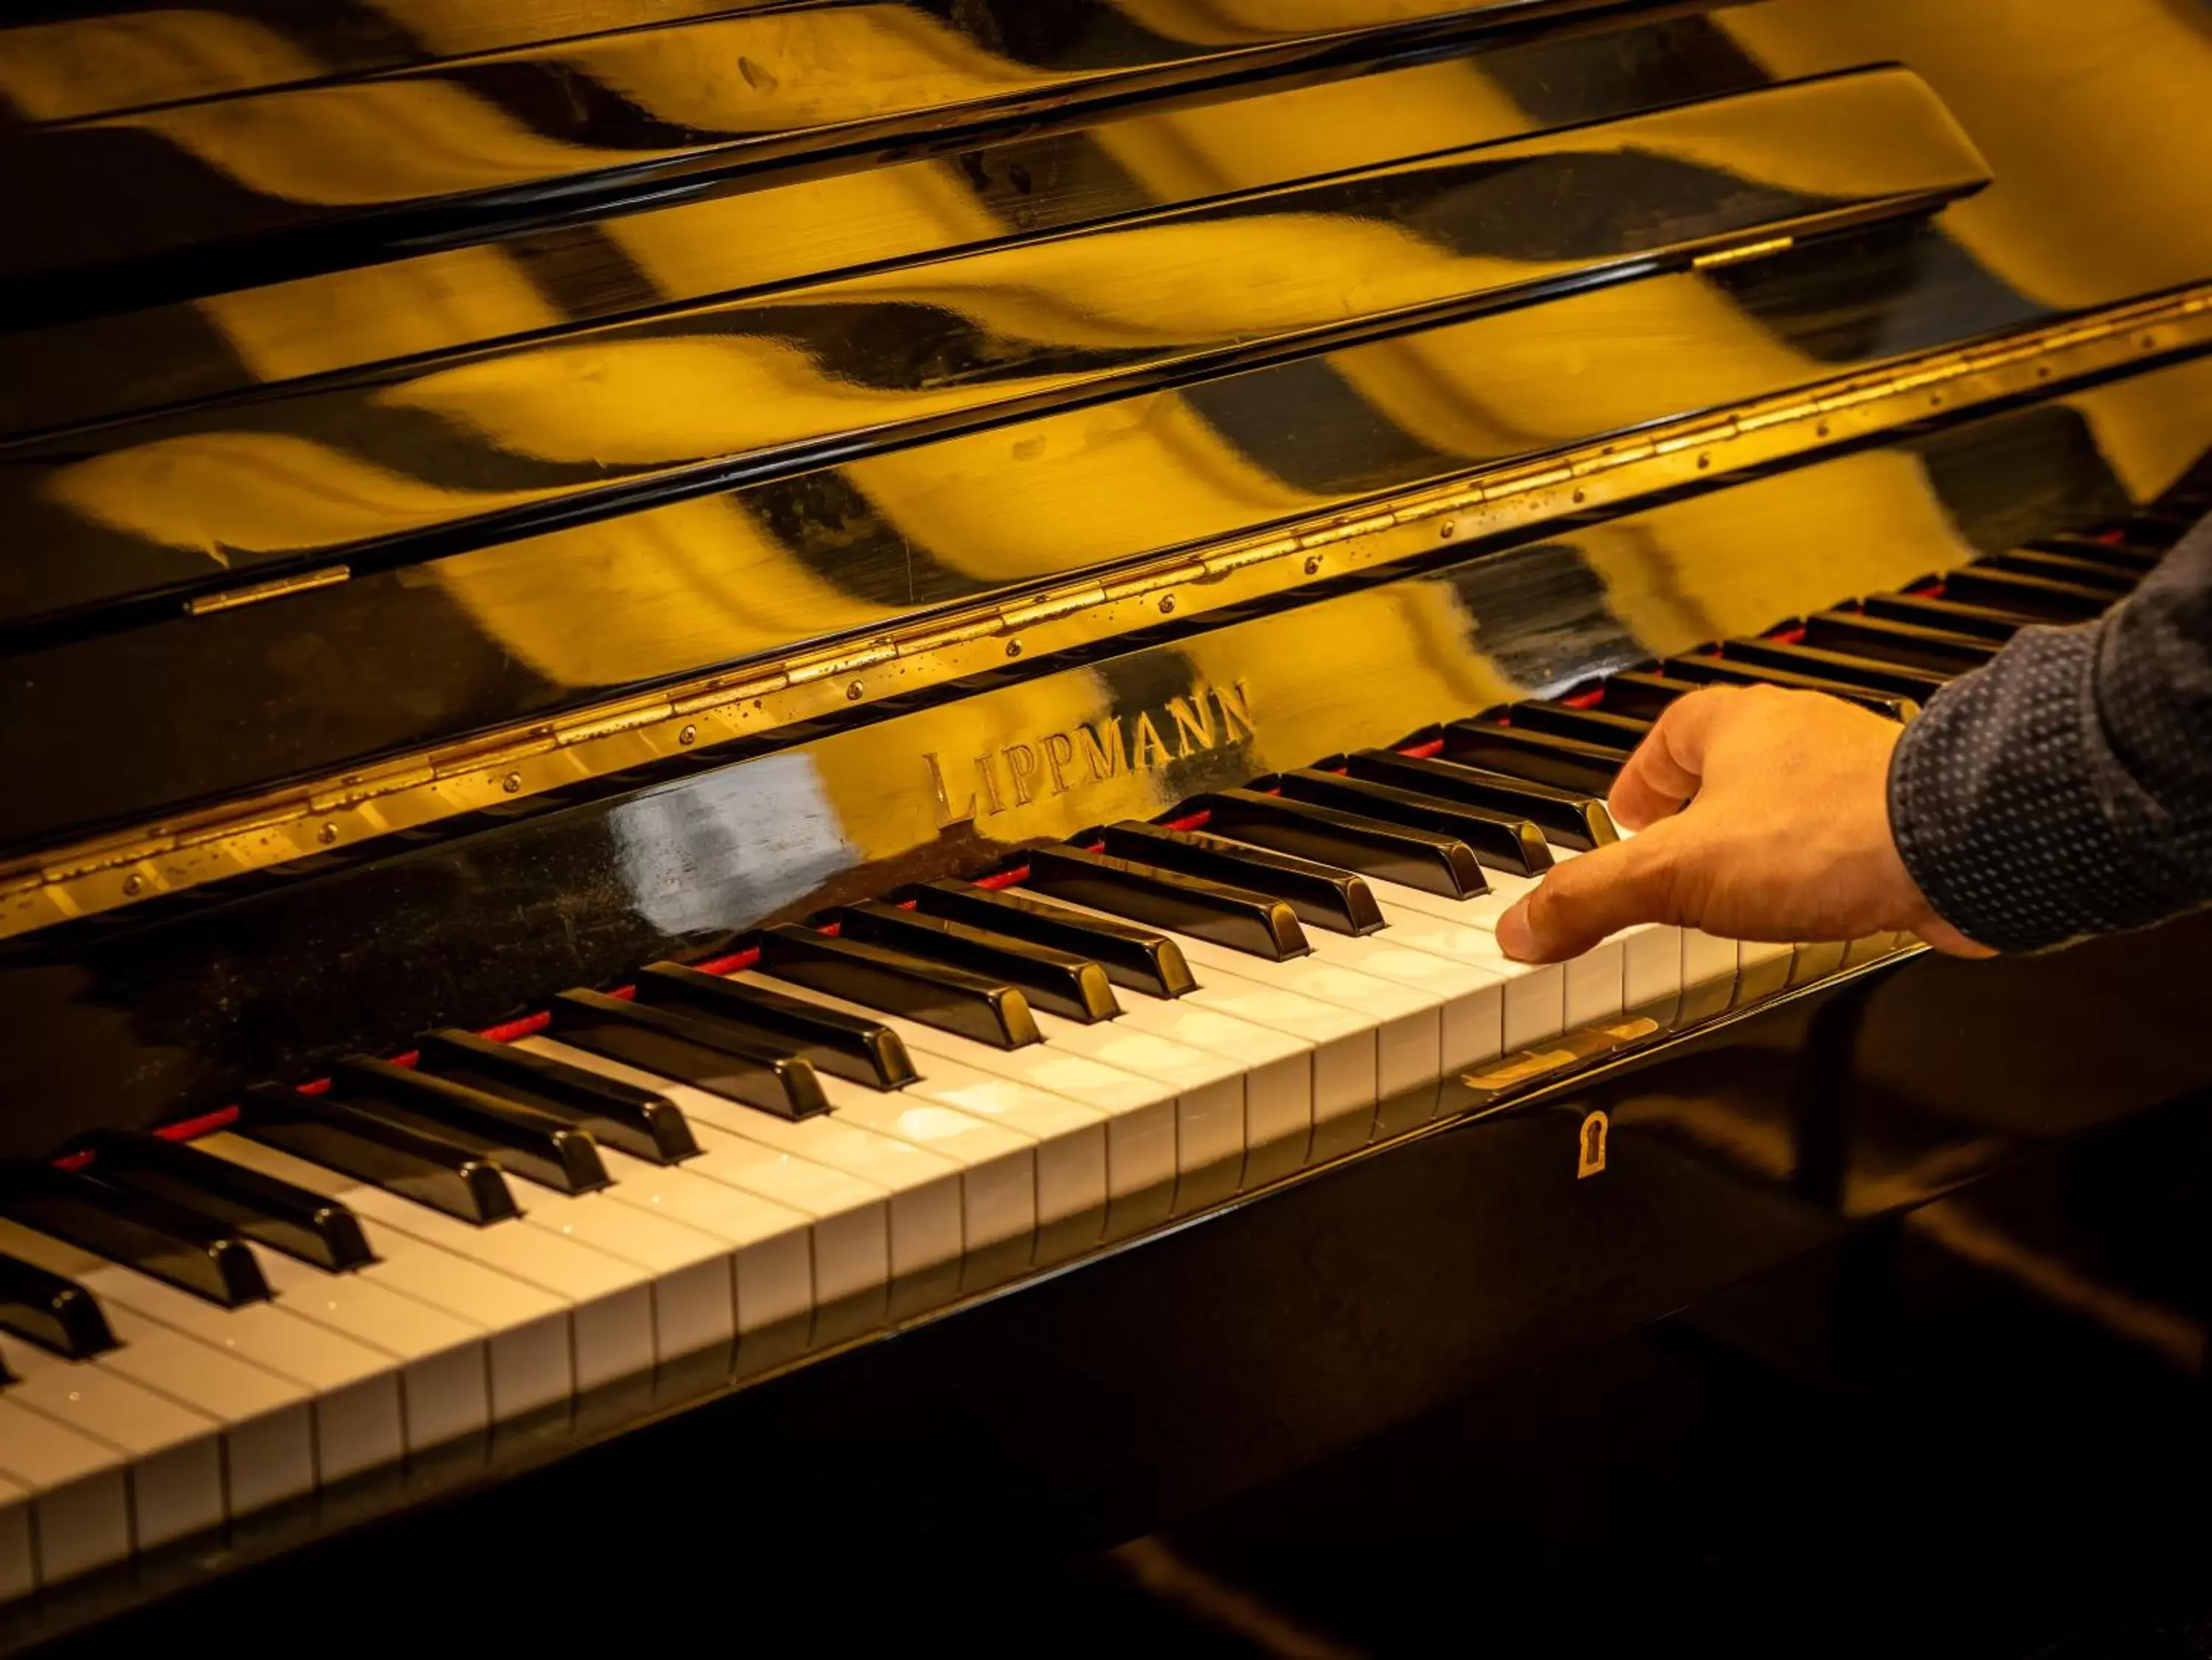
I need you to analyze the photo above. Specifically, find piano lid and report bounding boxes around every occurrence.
[1,0,2210,934]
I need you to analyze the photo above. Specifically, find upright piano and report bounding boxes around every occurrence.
[1,0,2211,1647]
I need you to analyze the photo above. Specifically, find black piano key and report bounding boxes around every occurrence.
[1023,845,1309,961]
[1795,610,2001,675]
[1716,638,1952,700]
[332,1057,610,1196]
[1096,820,1386,935]
[1856,591,2026,643]
[831,902,1120,1024]
[1980,548,2135,593]
[1504,701,1654,747]
[1658,655,1921,719]
[1272,767,1551,877]
[1937,567,2113,621]
[910,880,1198,998]
[416,1029,701,1164]
[630,966,919,1089]
[547,989,832,1119]
[757,927,1041,1050]
[243,1083,520,1225]
[1587,672,1705,721]
[0,1160,271,1308]
[77,1129,374,1272]
[1438,722,1629,797]
[2023,532,2163,571]
[0,1250,114,1360]
[1335,750,1618,851]
[1197,787,1489,899]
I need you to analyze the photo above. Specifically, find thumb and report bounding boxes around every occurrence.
[1495,823,1689,963]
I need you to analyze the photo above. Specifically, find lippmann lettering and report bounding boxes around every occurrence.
[925,680,1257,826]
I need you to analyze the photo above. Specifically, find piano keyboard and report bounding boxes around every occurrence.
[0,514,2188,1597]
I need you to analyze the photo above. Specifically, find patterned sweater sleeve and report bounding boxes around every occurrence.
[1888,514,2212,952]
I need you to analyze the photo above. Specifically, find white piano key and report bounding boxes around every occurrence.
[1016,893,1383,1136]
[1103,988,1315,1186]
[0,1471,30,1602]
[1077,907,1433,1104]
[1739,935,1797,997]
[500,1174,737,1364]
[0,1398,131,1584]
[198,1134,574,1420]
[728,972,1178,1229]
[529,1037,950,1293]
[521,1036,887,1316]
[0,1336,223,1549]
[0,1217,402,1486]
[872,1060,1106,1244]
[247,1246,492,1451]
[1682,928,1740,987]
[1027,1013,1246,1208]
[591,1149,815,1337]
[809,1072,1037,1268]
[1356,876,1571,1051]
[88,1308,315,1515]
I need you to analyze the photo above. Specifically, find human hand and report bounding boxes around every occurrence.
[1493,684,1991,963]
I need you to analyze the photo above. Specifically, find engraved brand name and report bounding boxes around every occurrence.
[925,680,1256,827]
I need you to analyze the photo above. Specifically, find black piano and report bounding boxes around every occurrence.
[3,1,2211,1650]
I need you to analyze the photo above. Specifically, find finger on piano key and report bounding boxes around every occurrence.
[1438,722,1630,797]
[1504,701,1655,747]
[757,926,1041,1049]
[530,1034,965,1317]
[1094,822,1384,935]
[70,1130,373,1272]
[1332,750,1619,851]
[627,967,917,1089]
[196,1135,575,1421]
[0,1335,228,1549]
[489,1168,740,1370]
[0,1161,269,1309]
[1024,846,1308,960]
[1268,768,1555,876]
[577,1148,815,1353]
[240,1084,519,1225]
[414,1029,704,1162]
[1333,875,1573,1052]
[548,989,831,1120]
[244,1244,492,1452]
[832,902,1121,1022]
[0,1216,400,1488]
[0,1247,114,1359]
[0,1397,131,1586]
[1196,789,1490,898]
[726,969,1174,1243]
[910,880,1198,998]
[331,1057,609,1196]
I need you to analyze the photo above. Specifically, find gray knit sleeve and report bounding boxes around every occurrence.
[1888,515,2212,952]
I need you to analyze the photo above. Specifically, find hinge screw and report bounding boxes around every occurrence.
[678,725,697,746]
[501,772,522,794]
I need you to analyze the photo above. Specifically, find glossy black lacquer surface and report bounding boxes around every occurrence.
[12,0,2212,855]
[3,1,2212,1645]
